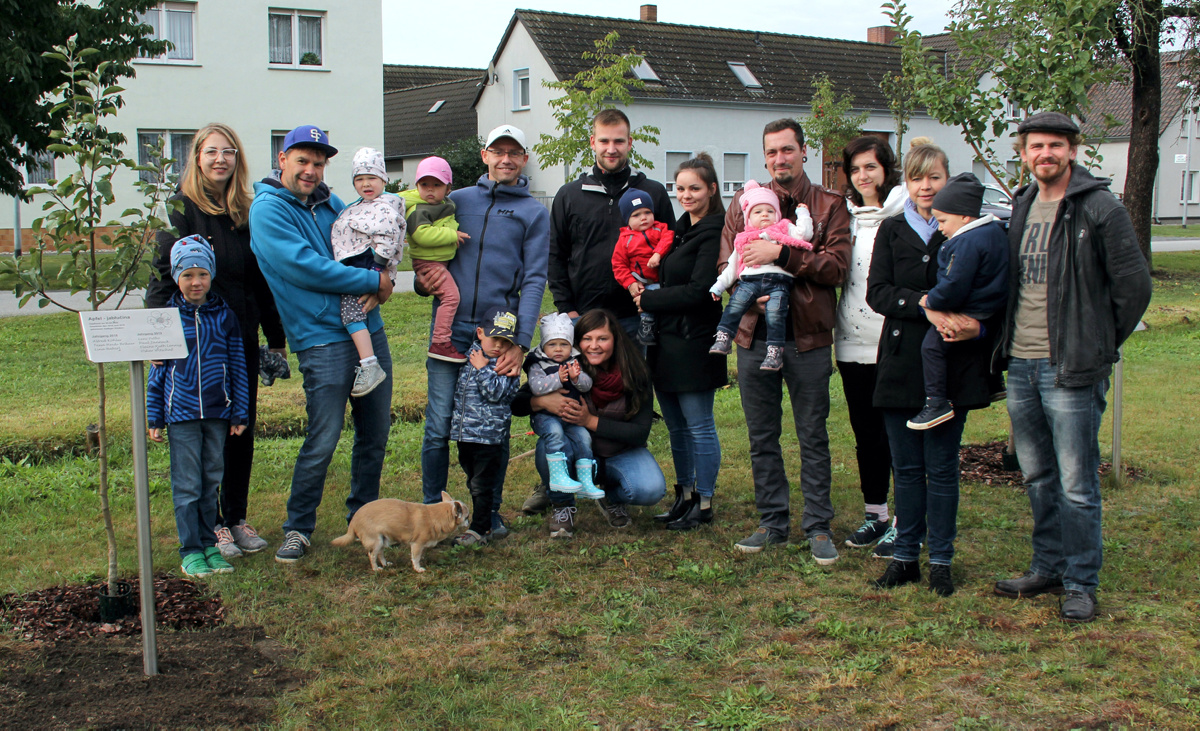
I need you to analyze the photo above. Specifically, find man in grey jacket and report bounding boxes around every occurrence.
[993,112,1151,623]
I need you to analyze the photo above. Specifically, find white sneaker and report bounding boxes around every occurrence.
[214,525,243,559]
[351,361,387,397]
[230,520,268,553]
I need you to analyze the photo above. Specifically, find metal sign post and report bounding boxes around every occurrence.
[128,360,158,675]
[1111,321,1147,486]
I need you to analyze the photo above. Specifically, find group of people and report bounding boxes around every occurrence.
[148,106,1151,624]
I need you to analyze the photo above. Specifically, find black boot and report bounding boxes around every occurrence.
[667,495,713,531]
[654,484,689,523]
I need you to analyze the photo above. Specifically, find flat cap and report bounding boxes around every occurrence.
[1017,111,1080,136]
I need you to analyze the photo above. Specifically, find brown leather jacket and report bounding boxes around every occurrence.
[719,171,852,353]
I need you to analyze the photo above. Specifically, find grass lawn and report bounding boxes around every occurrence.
[1,254,1198,727]
[1152,224,1200,239]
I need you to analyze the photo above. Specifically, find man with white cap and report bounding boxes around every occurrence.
[250,124,395,564]
[414,124,548,540]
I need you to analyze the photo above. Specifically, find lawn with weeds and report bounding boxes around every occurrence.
[0,254,1197,727]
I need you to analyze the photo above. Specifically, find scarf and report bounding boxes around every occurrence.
[903,197,940,245]
[589,367,625,409]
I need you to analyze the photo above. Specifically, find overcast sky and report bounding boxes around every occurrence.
[380,1,957,67]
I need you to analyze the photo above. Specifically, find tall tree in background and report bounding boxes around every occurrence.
[0,0,164,197]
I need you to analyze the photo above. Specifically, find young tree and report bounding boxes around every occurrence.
[801,75,871,188]
[879,66,918,164]
[532,31,660,178]
[2,39,177,595]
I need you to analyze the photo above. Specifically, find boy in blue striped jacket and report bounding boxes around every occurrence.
[148,235,250,578]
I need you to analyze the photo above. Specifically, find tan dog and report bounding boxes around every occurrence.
[331,492,470,572]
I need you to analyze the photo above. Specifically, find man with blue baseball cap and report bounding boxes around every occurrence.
[250,124,394,564]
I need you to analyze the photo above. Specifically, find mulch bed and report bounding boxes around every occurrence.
[960,440,1145,488]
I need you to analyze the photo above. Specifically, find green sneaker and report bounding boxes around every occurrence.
[181,552,213,577]
[204,546,235,574]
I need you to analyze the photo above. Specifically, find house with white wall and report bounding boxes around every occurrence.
[1,0,383,252]
[382,65,482,185]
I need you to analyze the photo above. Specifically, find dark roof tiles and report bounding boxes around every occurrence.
[383,64,483,92]
[383,78,480,159]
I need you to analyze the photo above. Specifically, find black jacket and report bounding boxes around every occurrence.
[147,192,285,352]
[997,165,1152,387]
[867,214,995,411]
[549,165,675,318]
[640,211,727,393]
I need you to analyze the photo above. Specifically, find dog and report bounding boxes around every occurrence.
[330,492,470,572]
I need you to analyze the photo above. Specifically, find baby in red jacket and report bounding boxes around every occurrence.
[612,187,674,346]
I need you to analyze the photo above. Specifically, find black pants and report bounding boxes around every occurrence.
[920,327,953,400]
[217,334,259,527]
[836,360,892,506]
[458,441,505,535]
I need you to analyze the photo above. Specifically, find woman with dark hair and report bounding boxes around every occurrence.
[512,309,667,538]
[835,136,906,557]
[636,153,726,530]
[866,139,997,597]
[147,123,286,559]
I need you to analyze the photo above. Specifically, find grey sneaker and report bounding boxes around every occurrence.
[596,498,631,528]
[214,525,243,559]
[548,505,577,538]
[230,520,268,553]
[455,529,489,547]
[351,361,387,397]
[275,531,310,563]
[522,483,551,514]
[809,534,839,565]
[760,344,784,371]
[734,527,787,553]
[709,330,733,355]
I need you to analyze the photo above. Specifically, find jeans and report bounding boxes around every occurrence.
[531,411,592,461]
[284,329,392,536]
[542,443,666,507]
[655,388,721,498]
[1007,357,1107,593]
[458,441,505,535]
[169,419,227,558]
[638,283,660,331]
[718,273,792,347]
[836,361,892,505]
[736,340,834,538]
[881,409,967,565]
[921,327,953,400]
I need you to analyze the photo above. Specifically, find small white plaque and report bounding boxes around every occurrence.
[80,309,189,363]
[1176,153,1188,164]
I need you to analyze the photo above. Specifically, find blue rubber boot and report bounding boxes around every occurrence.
[547,451,582,494]
[575,459,605,499]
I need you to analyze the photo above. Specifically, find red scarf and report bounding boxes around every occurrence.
[589,367,624,409]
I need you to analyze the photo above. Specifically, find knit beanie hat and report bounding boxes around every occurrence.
[739,180,780,221]
[415,156,453,186]
[351,147,388,183]
[931,172,985,218]
[170,234,216,282]
[618,188,654,223]
[539,312,575,346]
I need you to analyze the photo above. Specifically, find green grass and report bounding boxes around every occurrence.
[1153,224,1200,239]
[1,254,1198,727]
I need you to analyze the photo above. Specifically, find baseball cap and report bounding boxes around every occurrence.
[480,306,518,342]
[282,124,338,157]
[415,156,453,186]
[484,124,526,151]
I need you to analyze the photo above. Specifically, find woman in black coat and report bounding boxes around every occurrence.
[146,123,286,559]
[866,140,997,597]
[637,153,728,530]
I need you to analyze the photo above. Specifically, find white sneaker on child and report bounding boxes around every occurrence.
[352,361,387,397]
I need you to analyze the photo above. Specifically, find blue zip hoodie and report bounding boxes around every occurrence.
[147,292,249,428]
[444,174,549,352]
[924,214,1009,317]
[249,176,383,352]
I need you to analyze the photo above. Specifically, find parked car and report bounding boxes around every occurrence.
[981,184,1013,229]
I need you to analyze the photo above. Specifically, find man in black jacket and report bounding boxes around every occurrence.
[993,112,1151,623]
[548,108,674,332]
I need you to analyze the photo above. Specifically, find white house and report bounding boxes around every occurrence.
[1,0,383,252]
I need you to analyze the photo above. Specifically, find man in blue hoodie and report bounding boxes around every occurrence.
[414,124,549,539]
[249,125,395,564]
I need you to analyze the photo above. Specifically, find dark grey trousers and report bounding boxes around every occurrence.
[736,340,834,538]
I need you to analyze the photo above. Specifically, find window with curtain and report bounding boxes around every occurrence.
[269,10,324,66]
[269,13,293,64]
[25,151,55,186]
[665,152,690,182]
[271,133,287,170]
[137,130,196,182]
[723,153,747,194]
[138,3,195,61]
[513,69,530,110]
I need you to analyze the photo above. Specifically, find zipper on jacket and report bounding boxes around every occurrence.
[196,309,204,419]
[469,189,499,323]
[1053,210,1071,387]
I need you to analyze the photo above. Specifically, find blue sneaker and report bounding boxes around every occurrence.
[490,512,509,540]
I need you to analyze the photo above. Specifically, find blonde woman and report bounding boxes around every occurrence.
[147,123,286,559]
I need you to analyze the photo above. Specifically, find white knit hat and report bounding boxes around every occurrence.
[351,147,388,183]
[539,312,574,346]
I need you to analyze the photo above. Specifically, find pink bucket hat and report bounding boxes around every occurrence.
[739,180,780,221]
[415,156,453,186]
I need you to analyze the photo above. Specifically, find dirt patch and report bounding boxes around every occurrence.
[960,440,1146,488]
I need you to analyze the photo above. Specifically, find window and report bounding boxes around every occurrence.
[1005,98,1023,121]
[665,152,690,180]
[271,132,288,170]
[25,150,55,186]
[136,129,195,182]
[269,9,324,67]
[513,68,530,110]
[1183,170,1200,204]
[632,59,661,83]
[428,100,446,114]
[723,153,747,194]
[727,62,763,89]
[139,2,195,61]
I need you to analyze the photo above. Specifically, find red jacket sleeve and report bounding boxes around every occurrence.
[611,230,636,289]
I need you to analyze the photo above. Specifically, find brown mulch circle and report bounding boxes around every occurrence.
[960,440,1145,488]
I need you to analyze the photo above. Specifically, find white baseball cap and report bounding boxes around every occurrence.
[484,124,527,151]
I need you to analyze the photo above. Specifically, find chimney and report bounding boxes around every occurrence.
[867,25,899,45]
[640,4,657,22]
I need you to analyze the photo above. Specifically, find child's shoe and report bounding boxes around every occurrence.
[636,318,657,346]
[907,398,955,430]
[490,512,510,539]
[181,552,213,578]
[214,525,243,559]
[204,546,235,574]
[428,341,468,363]
[351,360,387,397]
[760,345,784,371]
[709,330,733,355]
[575,458,606,499]
[455,529,489,547]
[547,451,582,494]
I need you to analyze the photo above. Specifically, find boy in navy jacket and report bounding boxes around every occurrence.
[148,236,250,577]
[909,172,1009,429]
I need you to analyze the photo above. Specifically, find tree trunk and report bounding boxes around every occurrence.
[1122,3,1162,268]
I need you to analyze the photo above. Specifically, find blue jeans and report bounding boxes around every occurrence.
[284,329,392,536]
[638,283,660,331]
[717,273,792,347]
[422,356,509,511]
[541,443,666,507]
[531,412,593,461]
[655,388,721,498]
[882,409,967,565]
[168,419,227,558]
[1007,357,1107,593]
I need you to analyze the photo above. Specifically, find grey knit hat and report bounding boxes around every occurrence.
[931,172,985,218]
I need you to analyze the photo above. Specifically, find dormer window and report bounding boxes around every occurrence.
[727,61,762,89]
[632,58,661,83]
[428,100,446,114]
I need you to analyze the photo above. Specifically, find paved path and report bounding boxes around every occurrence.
[1151,237,1200,253]
[0,271,416,318]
